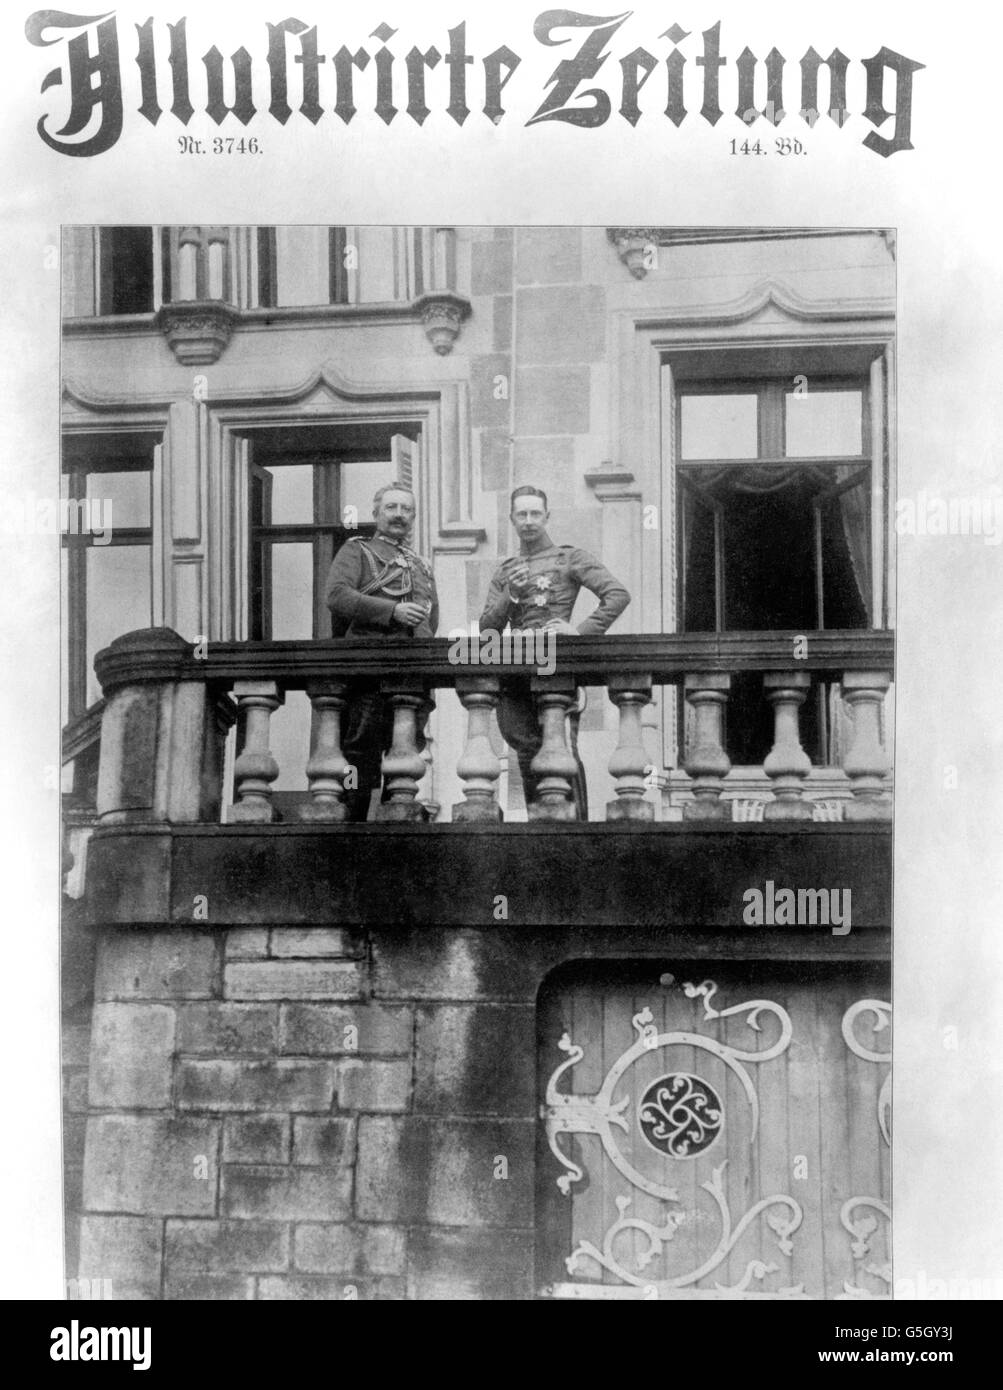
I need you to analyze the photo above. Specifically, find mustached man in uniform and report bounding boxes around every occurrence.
[325,482,438,821]
[479,485,630,816]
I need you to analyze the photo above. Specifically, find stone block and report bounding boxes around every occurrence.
[493,294,513,351]
[78,1216,164,1301]
[470,354,511,428]
[408,1227,534,1300]
[257,1275,405,1300]
[83,1116,219,1216]
[413,1004,535,1115]
[66,1071,91,1113]
[224,961,364,1001]
[516,285,606,364]
[479,429,512,493]
[268,928,359,959]
[177,1003,277,1055]
[62,1023,92,1067]
[511,437,576,499]
[222,1166,352,1222]
[371,929,539,1002]
[63,1116,88,1162]
[224,929,270,960]
[164,1274,254,1300]
[95,929,219,1001]
[165,1219,290,1273]
[294,1223,406,1276]
[514,366,591,435]
[336,1059,411,1113]
[222,1115,291,1164]
[471,238,513,296]
[88,1003,176,1109]
[279,1003,413,1056]
[176,1059,337,1112]
[515,227,581,284]
[354,1117,534,1227]
[291,1117,357,1168]
[465,559,497,624]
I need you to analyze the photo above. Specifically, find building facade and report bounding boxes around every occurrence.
[61,225,894,1300]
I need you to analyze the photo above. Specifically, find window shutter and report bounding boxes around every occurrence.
[391,434,417,491]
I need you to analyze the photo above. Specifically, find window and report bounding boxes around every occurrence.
[675,375,873,765]
[61,435,158,722]
[329,227,350,305]
[250,457,393,640]
[327,226,437,306]
[98,227,157,314]
[245,425,420,799]
[256,227,277,308]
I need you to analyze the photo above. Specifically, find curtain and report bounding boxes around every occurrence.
[835,465,871,619]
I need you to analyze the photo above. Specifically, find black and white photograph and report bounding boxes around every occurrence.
[57,222,894,1301]
[0,0,1000,1351]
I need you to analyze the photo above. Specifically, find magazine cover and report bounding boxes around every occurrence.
[0,0,999,1344]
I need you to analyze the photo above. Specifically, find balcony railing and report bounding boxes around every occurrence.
[91,628,894,829]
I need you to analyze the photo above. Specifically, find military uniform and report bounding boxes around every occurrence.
[325,534,438,819]
[478,541,630,814]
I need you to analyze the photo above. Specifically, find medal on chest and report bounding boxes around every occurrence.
[530,572,553,608]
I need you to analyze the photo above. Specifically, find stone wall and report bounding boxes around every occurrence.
[75,886,890,1300]
[78,925,536,1300]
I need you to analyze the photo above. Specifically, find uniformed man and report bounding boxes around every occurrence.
[325,483,438,821]
[479,485,631,815]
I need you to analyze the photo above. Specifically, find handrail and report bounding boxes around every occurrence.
[61,700,105,763]
[91,627,894,826]
[94,627,895,697]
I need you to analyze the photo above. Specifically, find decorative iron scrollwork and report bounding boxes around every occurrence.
[638,1073,723,1159]
[837,1199,892,1299]
[837,1001,893,1300]
[543,980,802,1296]
[842,999,892,1145]
[564,1168,804,1294]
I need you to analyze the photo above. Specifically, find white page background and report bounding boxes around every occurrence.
[0,0,999,1299]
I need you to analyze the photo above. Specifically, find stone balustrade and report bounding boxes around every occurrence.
[92,629,895,826]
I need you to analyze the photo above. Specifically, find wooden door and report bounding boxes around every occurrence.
[537,960,890,1300]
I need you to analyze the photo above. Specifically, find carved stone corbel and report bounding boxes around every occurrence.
[156,301,238,365]
[413,290,472,355]
[607,228,664,279]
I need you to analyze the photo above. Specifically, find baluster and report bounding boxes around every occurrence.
[231,681,283,822]
[606,675,654,821]
[377,681,429,822]
[300,682,349,822]
[453,677,503,822]
[762,671,813,820]
[418,737,439,822]
[529,679,579,821]
[841,671,892,820]
[683,672,732,820]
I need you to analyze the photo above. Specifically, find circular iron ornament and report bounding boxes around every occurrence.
[638,1073,723,1159]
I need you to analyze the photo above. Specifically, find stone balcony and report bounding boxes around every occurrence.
[81,628,893,937]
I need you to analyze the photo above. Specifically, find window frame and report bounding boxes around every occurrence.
[245,428,422,642]
[61,436,159,722]
[95,227,176,315]
[249,457,378,641]
[674,373,874,635]
[676,375,871,466]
